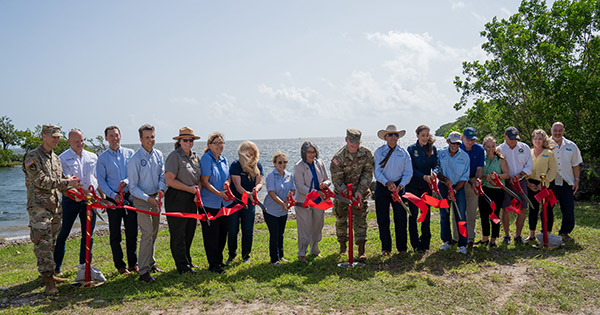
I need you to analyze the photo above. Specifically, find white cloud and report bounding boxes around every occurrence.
[451,1,465,11]
[470,11,487,24]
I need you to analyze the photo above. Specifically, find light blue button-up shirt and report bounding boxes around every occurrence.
[374,144,413,187]
[435,147,470,185]
[127,146,166,201]
[200,150,232,208]
[263,169,295,217]
[97,146,134,199]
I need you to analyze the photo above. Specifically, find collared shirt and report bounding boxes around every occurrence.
[498,141,533,177]
[374,144,413,187]
[263,169,295,217]
[229,160,264,198]
[406,141,438,190]
[482,154,503,189]
[330,145,374,196]
[460,143,485,178]
[435,147,470,185]
[127,147,166,201]
[97,146,134,199]
[200,150,232,208]
[530,148,557,187]
[22,144,69,209]
[551,137,583,186]
[165,147,201,187]
[59,148,98,190]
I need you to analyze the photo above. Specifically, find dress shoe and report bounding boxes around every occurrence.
[139,272,155,283]
[179,268,198,274]
[209,266,225,274]
[118,268,131,275]
[151,265,165,273]
[298,256,308,263]
[128,265,139,273]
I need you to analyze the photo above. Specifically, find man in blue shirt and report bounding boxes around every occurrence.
[435,131,470,254]
[374,125,413,255]
[454,127,484,249]
[97,126,137,275]
[128,124,166,282]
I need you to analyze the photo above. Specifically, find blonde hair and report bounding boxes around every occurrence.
[532,129,554,150]
[482,135,504,159]
[238,141,260,179]
[204,132,224,153]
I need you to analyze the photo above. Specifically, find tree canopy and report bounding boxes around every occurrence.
[454,0,600,161]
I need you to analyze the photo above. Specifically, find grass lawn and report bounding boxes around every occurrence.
[1,202,599,314]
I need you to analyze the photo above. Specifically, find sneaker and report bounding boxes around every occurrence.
[440,242,451,250]
[458,246,467,254]
[271,261,281,267]
[224,257,234,266]
[209,266,225,274]
[151,265,165,273]
[243,257,251,264]
[502,236,511,245]
[514,236,525,245]
[280,258,290,263]
[560,233,573,241]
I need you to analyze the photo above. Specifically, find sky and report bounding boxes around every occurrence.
[0,0,524,144]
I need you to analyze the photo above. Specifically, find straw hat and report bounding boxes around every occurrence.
[377,125,406,140]
[172,127,201,140]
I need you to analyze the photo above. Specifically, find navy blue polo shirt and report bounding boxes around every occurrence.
[460,142,485,178]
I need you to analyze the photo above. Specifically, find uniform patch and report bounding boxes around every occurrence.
[140,159,147,167]
[285,175,291,182]
[518,148,524,153]
[194,158,199,163]
[332,158,339,165]
[25,159,34,167]
[413,150,419,157]
[26,159,37,171]
[542,154,549,157]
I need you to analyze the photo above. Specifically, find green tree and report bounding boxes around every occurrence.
[0,116,22,150]
[20,125,69,155]
[454,0,600,159]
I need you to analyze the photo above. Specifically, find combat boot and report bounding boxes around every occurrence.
[357,241,367,261]
[42,272,58,295]
[339,241,347,255]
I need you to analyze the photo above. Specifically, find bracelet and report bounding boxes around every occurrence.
[575,177,580,181]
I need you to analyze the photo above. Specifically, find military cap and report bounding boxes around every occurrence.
[42,125,62,137]
[346,128,362,143]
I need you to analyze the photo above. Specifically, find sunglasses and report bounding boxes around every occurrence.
[387,133,400,138]
[211,141,224,145]
[277,161,289,165]
[181,139,194,143]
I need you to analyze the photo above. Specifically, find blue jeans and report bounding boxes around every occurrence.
[227,204,255,260]
[550,181,575,234]
[264,212,288,263]
[54,196,97,270]
[438,183,467,247]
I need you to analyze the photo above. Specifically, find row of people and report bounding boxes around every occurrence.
[22,122,582,294]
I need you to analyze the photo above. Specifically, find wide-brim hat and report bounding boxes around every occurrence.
[173,127,201,140]
[377,125,406,140]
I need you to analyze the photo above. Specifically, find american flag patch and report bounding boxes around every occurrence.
[25,159,34,167]
[332,158,339,165]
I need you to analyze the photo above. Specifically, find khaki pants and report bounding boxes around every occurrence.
[452,182,478,242]
[134,197,160,275]
[295,205,325,256]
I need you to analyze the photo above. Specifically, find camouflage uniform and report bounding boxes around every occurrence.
[22,144,70,275]
[330,133,374,244]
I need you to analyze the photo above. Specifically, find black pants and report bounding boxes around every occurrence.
[405,185,431,251]
[165,187,198,272]
[107,195,138,270]
[264,212,288,263]
[478,187,504,238]
[200,206,228,269]
[375,181,407,252]
[550,181,575,234]
[527,181,554,233]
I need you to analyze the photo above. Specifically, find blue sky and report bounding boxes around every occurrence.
[1,0,523,143]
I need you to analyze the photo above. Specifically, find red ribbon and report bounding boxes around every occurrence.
[301,190,333,210]
[448,186,467,238]
[302,190,320,207]
[194,187,204,208]
[505,198,521,214]
[489,201,500,224]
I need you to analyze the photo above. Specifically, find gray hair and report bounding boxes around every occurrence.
[300,141,319,162]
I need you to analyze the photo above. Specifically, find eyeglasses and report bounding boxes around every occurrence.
[181,139,194,143]
[387,133,400,138]
[211,142,224,145]
[306,150,316,154]
[277,161,288,165]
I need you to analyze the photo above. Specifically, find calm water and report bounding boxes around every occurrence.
[0,135,444,239]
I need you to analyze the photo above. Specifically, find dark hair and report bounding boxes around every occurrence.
[104,126,120,137]
[174,140,181,149]
[204,132,224,153]
[300,141,319,162]
[415,125,435,157]
[138,124,154,138]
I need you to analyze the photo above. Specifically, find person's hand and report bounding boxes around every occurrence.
[423,175,432,185]
[119,181,127,190]
[67,176,82,190]
[444,178,453,188]
[115,194,123,205]
[573,180,579,195]
[189,185,199,194]
[447,191,455,202]
[318,191,326,200]
[385,181,396,192]
[148,196,159,207]
[217,191,228,200]
[527,182,536,191]
[354,191,363,202]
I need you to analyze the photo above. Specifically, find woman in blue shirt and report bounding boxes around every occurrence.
[405,125,438,252]
[199,132,231,274]
[227,141,263,265]
[263,152,295,266]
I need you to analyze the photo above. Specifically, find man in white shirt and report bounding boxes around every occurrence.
[54,129,98,274]
[498,127,533,245]
[550,122,583,240]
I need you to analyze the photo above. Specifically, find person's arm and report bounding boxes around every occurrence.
[399,153,413,189]
[545,151,558,187]
[165,172,197,194]
[330,156,347,195]
[499,158,510,180]
[157,152,167,194]
[572,165,580,194]
[521,145,534,177]
[357,150,375,198]
[293,163,310,196]
[201,175,227,199]
[373,147,389,185]
[254,174,263,192]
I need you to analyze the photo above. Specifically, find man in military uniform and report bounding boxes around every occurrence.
[330,128,374,261]
[22,125,81,295]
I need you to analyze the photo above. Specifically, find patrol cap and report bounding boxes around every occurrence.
[447,131,462,144]
[42,124,62,137]
[346,128,362,143]
[463,127,477,140]
[505,126,520,140]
